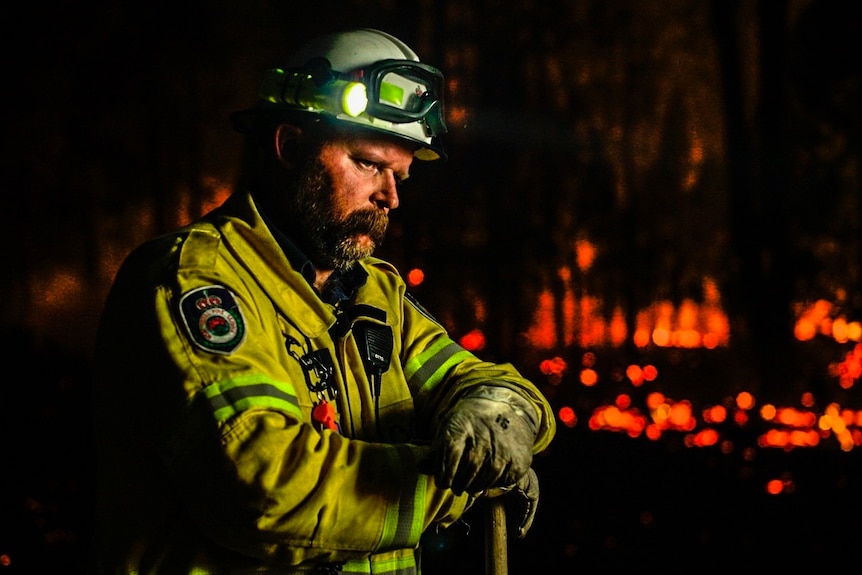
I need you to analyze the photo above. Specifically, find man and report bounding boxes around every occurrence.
[91,28,556,574]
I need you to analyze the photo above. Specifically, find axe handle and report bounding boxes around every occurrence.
[485,498,508,575]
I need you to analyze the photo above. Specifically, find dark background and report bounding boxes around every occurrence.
[2,1,861,573]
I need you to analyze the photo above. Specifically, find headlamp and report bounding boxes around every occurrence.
[258,57,447,138]
[259,67,368,118]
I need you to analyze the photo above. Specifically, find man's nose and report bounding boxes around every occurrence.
[375,173,400,210]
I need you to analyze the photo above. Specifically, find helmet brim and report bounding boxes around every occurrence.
[229,107,446,162]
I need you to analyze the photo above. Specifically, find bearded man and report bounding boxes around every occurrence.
[91,28,555,575]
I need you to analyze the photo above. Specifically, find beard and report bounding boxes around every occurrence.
[287,154,389,271]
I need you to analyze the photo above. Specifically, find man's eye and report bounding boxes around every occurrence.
[356,158,378,171]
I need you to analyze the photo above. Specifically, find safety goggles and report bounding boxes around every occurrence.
[259,57,448,138]
[349,59,447,137]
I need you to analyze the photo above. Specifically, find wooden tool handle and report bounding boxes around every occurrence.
[485,498,508,575]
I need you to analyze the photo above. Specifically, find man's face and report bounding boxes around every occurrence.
[289,133,414,271]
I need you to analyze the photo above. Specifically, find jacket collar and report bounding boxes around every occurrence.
[211,189,371,337]
[251,191,369,306]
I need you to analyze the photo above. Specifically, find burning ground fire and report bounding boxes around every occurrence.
[527,293,862,444]
[531,340,862,498]
[516,293,862,497]
[437,267,862,496]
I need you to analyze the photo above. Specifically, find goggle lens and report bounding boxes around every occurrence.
[362,60,446,136]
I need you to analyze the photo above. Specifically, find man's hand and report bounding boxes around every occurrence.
[427,385,538,495]
[485,467,540,538]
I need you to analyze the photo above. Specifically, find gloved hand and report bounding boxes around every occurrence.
[485,467,540,538]
[427,385,539,495]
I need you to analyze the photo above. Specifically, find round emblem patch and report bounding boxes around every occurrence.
[179,285,246,354]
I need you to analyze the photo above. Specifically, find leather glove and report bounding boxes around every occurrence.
[485,467,540,538]
[427,385,539,495]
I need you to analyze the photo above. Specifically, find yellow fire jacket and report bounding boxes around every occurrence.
[91,188,556,575]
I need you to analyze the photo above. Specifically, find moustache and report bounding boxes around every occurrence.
[341,208,389,239]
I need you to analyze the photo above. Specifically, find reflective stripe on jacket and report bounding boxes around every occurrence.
[91,188,556,574]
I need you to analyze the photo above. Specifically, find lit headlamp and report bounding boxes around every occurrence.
[258,57,447,138]
[259,65,369,118]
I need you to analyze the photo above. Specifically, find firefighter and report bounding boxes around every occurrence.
[91,28,556,575]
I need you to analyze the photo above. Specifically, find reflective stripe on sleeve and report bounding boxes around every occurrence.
[341,560,373,574]
[379,444,425,550]
[342,552,418,575]
[404,337,472,395]
[202,374,302,424]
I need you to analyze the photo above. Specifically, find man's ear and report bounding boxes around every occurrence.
[274,123,303,168]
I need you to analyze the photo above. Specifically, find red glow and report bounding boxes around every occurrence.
[766,479,784,495]
[458,329,485,351]
[692,428,719,446]
[633,327,651,348]
[833,343,862,390]
[794,300,862,344]
[610,307,628,346]
[652,327,671,347]
[668,401,695,430]
[559,406,577,428]
[525,275,731,350]
[703,404,727,424]
[775,407,816,428]
[447,105,468,125]
[539,356,568,385]
[642,364,658,381]
[525,289,556,349]
[575,238,596,272]
[736,391,755,410]
[626,364,644,386]
[406,268,425,287]
[589,404,647,437]
[646,392,665,410]
[201,179,231,215]
[580,368,598,387]
[82,208,858,454]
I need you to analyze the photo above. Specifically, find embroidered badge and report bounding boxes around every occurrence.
[179,285,246,354]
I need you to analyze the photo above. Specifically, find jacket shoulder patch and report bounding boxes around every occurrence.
[179,285,246,354]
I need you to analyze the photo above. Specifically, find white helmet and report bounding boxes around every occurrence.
[232,29,447,160]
